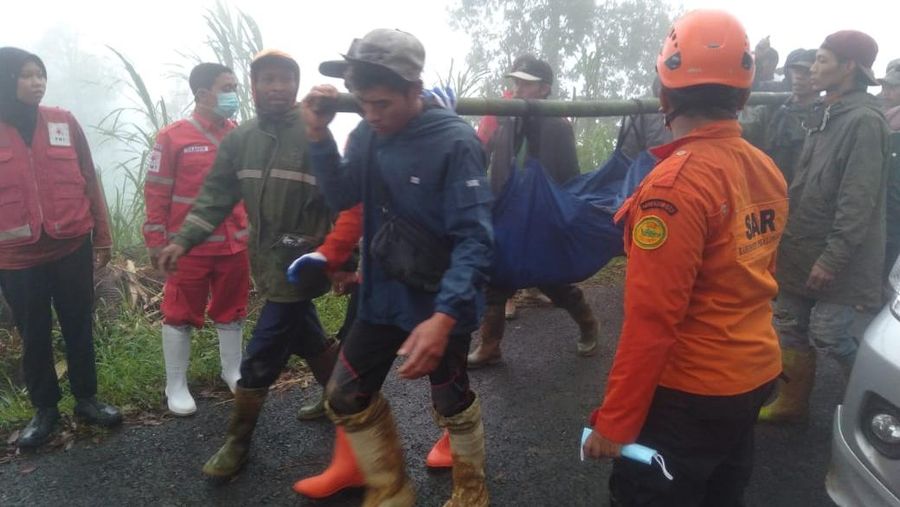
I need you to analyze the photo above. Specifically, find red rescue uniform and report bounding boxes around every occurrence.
[143,113,250,327]
[593,120,788,444]
[0,107,111,269]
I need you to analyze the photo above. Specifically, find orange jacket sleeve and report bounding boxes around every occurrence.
[71,117,112,249]
[593,182,708,444]
[316,203,363,271]
[142,131,175,250]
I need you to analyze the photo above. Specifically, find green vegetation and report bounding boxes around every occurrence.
[0,294,347,432]
[0,2,325,433]
[0,0,656,434]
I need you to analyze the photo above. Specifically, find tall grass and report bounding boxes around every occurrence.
[0,4,357,434]
[94,47,172,258]
[0,294,348,432]
[176,0,263,123]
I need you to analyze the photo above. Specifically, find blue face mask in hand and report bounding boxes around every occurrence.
[213,92,240,119]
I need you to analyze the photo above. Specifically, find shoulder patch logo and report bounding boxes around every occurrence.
[147,147,162,173]
[633,215,668,250]
[640,198,678,215]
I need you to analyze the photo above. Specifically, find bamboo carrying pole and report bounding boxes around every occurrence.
[332,92,791,117]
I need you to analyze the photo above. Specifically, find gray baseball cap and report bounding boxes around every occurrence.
[319,29,425,82]
[880,58,900,86]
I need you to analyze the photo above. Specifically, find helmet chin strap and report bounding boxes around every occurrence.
[663,108,682,129]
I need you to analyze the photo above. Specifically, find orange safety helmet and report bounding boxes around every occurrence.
[657,10,755,90]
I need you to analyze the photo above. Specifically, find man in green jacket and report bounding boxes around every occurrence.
[741,48,819,184]
[157,50,340,477]
[760,31,891,424]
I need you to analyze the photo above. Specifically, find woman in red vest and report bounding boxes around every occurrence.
[0,47,122,448]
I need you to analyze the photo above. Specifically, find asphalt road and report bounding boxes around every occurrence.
[0,284,841,506]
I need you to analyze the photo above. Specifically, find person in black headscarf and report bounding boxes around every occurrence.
[0,47,121,449]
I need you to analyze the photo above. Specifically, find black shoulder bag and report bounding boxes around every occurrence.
[365,133,452,293]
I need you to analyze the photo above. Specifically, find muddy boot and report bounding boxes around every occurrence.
[758,348,816,424]
[329,393,415,507]
[566,298,600,357]
[297,343,339,421]
[467,305,505,369]
[202,385,267,478]
[292,426,365,498]
[504,298,517,320]
[434,396,489,507]
[297,391,326,421]
[523,287,552,306]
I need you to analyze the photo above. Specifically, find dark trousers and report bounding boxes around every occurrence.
[239,300,330,389]
[335,288,359,343]
[327,319,474,417]
[486,283,585,309]
[609,382,775,507]
[0,239,97,408]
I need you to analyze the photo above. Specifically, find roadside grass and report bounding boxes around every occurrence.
[0,292,349,434]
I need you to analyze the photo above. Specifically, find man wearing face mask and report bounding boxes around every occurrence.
[143,63,249,416]
[156,51,344,479]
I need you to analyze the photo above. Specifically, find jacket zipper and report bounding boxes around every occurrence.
[28,147,46,227]
[256,129,280,250]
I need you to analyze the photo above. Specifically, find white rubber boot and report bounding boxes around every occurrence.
[162,324,196,416]
[216,322,243,394]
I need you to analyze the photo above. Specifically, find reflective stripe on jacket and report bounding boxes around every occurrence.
[171,106,333,302]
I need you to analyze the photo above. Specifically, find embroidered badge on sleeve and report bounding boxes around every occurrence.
[632,215,668,250]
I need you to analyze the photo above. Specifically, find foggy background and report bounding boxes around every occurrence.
[2,0,897,224]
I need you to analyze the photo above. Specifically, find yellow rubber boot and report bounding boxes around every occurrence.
[758,348,817,423]
[329,394,415,507]
[434,396,490,507]
[467,305,505,369]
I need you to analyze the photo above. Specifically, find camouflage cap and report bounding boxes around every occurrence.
[320,29,425,82]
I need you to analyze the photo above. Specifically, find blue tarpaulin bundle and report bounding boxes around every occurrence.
[488,149,658,289]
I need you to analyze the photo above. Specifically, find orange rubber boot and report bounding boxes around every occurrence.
[293,427,365,498]
[426,430,453,469]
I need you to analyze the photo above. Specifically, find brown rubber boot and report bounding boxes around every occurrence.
[758,347,817,424]
[202,386,268,477]
[566,298,601,357]
[467,305,506,369]
[298,342,339,421]
[327,393,415,507]
[434,396,490,507]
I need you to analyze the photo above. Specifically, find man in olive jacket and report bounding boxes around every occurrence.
[761,31,891,424]
[157,50,341,477]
